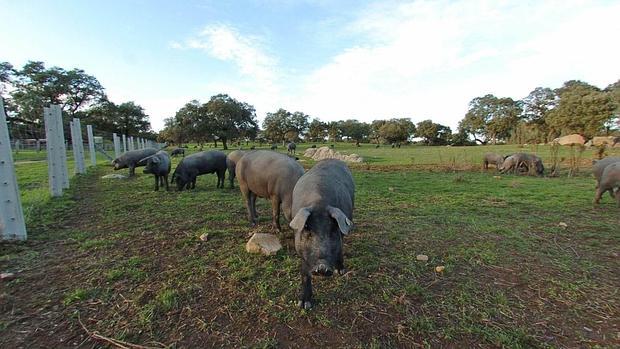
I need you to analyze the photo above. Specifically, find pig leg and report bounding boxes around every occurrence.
[220,169,226,188]
[249,192,258,219]
[593,187,604,205]
[335,248,347,276]
[164,174,169,191]
[129,165,136,177]
[154,175,159,191]
[191,176,196,189]
[240,185,256,226]
[270,195,282,232]
[299,265,313,309]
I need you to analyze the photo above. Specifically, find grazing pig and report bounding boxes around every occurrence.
[270,144,277,150]
[500,153,544,176]
[592,157,620,188]
[483,153,504,170]
[170,147,185,157]
[111,148,157,176]
[289,159,355,309]
[592,157,620,200]
[236,150,304,231]
[287,142,297,155]
[593,162,620,206]
[171,151,227,191]
[226,150,246,188]
[139,151,171,191]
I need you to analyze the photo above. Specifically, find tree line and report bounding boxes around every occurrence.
[0,61,154,139]
[162,78,619,148]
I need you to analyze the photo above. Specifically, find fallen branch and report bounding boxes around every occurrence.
[78,315,168,349]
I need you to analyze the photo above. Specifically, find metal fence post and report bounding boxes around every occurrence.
[87,125,96,166]
[44,107,63,197]
[0,99,27,240]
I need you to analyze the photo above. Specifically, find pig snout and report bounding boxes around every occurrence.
[312,260,334,276]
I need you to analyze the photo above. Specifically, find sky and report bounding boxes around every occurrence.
[1,0,619,132]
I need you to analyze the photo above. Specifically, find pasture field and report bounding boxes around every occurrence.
[1,144,619,348]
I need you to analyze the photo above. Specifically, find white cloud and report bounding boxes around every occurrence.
[293,0,620,128]
[161,1,620,132]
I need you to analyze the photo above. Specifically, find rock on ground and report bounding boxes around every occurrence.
[303,146,364,163]
[246,233,282,255]
[592,136,620,147]
[101,174,128,179]
[554,134,586,146]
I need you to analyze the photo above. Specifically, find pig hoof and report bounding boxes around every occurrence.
[336,268,347,276]
[297,300,313,309]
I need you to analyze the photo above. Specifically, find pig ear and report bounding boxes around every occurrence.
[290,207,311,233]
[138,155,154,165]
[151,156,160,164]
[327,206,353,235]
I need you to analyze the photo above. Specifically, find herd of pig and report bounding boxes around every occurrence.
[111,147,353,309]
[483,152,620,205]
[110,147,620,309]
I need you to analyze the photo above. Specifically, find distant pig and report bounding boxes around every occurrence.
[226,150,246,188]
[236,150,304,231]
[111,148,158,176]
[593,161,620,205]
[287,142,297,155]
[500,153,544,176]
[170,147,185,157]
[289,159,355,309]
[139,150,171,191]
[483,153,504,170]
[171,151,227,191]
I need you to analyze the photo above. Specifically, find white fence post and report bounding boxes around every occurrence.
[44,107,63,197]
[70,119,85,174]
[51,105,69,189]
[0,99,27,240]
[122,134,127,152]
[113,133,121,158]
[87,125,96,166]
[76,118,86,173]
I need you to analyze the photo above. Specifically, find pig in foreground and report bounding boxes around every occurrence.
[287,142,297,155]
[111,148,158,177]
[289,159,355,309]
[170,147,185,157]
[139,150,171,191]
[593,161,620,206]
[500,153,544,176]
[171,151,227,191]
[483,153,504,170]
[226,150,246,188]
[235,150,304,231]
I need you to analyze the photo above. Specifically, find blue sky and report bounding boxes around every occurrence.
[1,0,619,131]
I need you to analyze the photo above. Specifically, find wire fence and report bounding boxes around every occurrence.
[1,101,165,241]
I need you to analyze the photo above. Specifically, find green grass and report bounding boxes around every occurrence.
[1,144,619,348]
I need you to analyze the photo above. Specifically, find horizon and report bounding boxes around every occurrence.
[1,0,619,132]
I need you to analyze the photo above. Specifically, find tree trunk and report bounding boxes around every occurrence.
[222,137,228,150]
[214,139,218,148]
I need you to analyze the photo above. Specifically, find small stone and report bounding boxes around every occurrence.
[493,176,502,179]
[388,187,395,192]
[101,174,128,179]
[199,233,209,241]
[1,272,16,281]
[435,266,445,273]
[416,254,428,261]
[558,222,568,228]
[246,233,282,256]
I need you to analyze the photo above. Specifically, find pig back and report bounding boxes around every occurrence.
[183,151,227,175]
[292,159,354,218]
